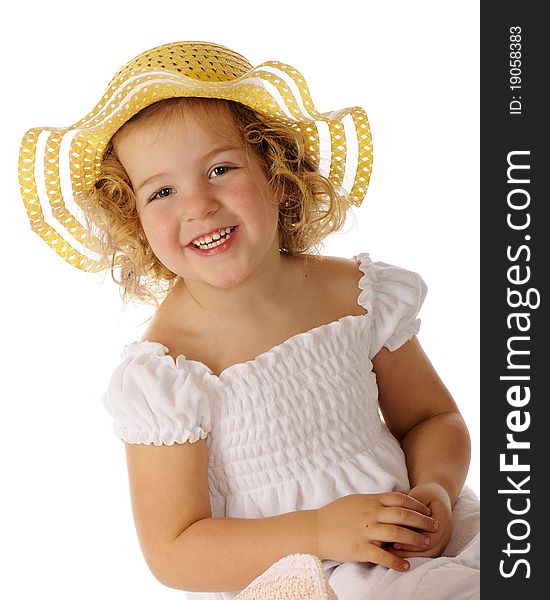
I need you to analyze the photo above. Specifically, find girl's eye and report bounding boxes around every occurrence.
[150,187,176,202]
[210,165,232,178]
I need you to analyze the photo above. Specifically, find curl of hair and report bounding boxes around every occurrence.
[86,98,349,304]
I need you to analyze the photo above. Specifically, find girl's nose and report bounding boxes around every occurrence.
[179,184,220,222]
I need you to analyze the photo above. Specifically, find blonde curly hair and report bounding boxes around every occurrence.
[88,97,349,304]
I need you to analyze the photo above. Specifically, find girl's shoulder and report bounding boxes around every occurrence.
[139,290,188,350]
[309,254,367,315]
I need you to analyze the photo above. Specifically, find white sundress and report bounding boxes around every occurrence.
[103,253,480,600]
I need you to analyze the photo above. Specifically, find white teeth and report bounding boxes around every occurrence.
[192,226,235,249]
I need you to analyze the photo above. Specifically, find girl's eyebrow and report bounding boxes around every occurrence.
[136,172,170,194]
[201,143,242,161]
[135,144,242,193]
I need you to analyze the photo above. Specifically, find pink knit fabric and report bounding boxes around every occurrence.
[235,554,337,600]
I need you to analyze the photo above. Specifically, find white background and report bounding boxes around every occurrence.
[2,1,479,597]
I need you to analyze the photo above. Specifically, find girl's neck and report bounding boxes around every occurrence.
[171,252,309,323]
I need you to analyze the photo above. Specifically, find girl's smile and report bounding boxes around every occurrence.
[113,102,280,290]
[188,225,238,255]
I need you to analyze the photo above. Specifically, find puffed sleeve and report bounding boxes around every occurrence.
[102,342,212,446]
[354,253,428,359]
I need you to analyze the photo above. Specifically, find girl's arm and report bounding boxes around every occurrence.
[373,336,471,505]
[373,336,471,555]
[124,440,313,592]
[125,436,436,592]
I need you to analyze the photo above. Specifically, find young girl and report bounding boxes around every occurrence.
[18,41,480,599]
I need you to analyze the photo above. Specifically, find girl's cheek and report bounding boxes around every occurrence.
[143,210,179,239]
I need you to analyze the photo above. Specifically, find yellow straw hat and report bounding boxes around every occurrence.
[18,41,373,272]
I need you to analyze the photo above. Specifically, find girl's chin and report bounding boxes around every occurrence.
[173,264,252,290]
[205,270,252,289]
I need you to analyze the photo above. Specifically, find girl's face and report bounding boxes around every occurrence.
[114,103,280,289]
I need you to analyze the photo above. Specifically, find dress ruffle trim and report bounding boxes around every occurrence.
[354,253,427,357]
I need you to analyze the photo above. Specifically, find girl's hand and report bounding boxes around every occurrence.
[315,492,439,571]
[390,482,453,559]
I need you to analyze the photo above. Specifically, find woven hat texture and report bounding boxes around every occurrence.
[18,41,373,272]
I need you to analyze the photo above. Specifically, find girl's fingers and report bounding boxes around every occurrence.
[369,524,432,549]
[379,506,439,533]
[379,492,431,516]
[365,545,411,572]
[392,542,428,552]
